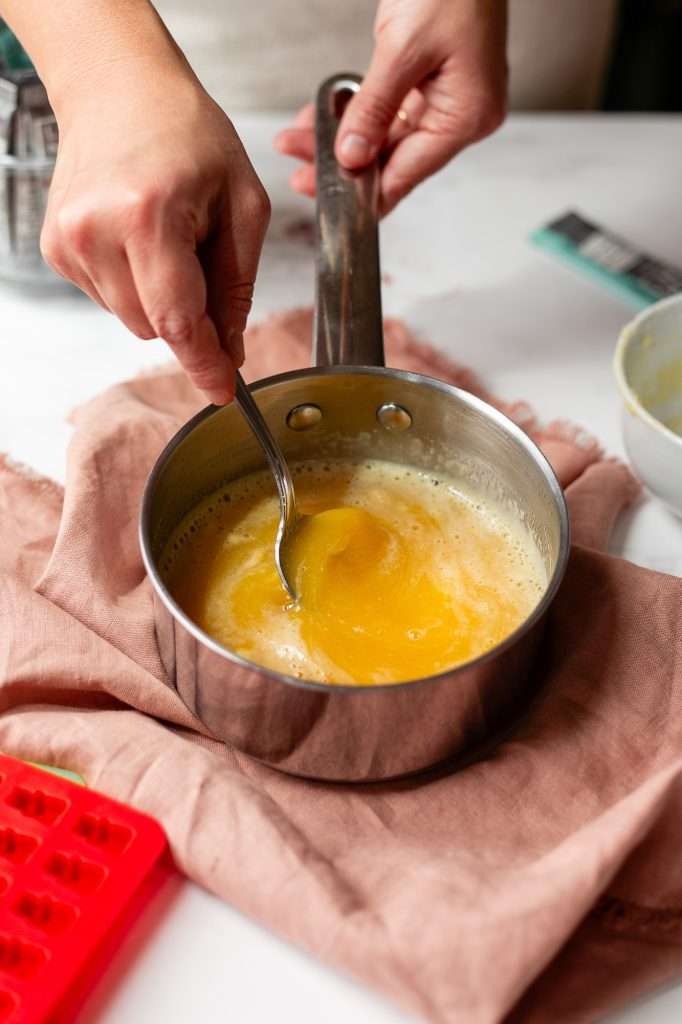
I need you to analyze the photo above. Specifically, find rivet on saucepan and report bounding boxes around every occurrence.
[377,403,412,431]
[286,404,323,431]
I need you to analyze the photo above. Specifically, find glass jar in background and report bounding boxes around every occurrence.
[0,152,57,284]
[0,29,59,286]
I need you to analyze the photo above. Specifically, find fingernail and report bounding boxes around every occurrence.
[338,133,373,165]
[206,385,233,407]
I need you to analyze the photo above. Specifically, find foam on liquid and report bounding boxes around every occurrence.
[161,460,547,686]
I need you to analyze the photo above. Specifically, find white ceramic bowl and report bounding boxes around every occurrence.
[614,294,682,517]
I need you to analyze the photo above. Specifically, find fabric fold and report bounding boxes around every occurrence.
[1,309,680,1024]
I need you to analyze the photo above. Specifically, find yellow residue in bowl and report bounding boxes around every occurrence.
[664,413,682,436]
[633,355,682,431]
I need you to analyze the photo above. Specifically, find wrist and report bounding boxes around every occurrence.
[30,2,194,122]
[50,51,196,128]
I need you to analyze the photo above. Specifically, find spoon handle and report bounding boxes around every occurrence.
[234,370,296,534]
[314,73,385,369]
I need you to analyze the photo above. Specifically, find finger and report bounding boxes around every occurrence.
[277,94,425,165]
[379,128,463,215]
[202,179,271,370]
[384,88,428,149]
[289,165,316,198]
[227,328,245,367]
[40,226,109,310]
[273,102,314,151]
[127,231,235,404]
[379,70,506,216]
[294,102,314,128]
[335,44,432,169]
[273,127,315,163]
[84,248,156,338]
[61,264,110,311]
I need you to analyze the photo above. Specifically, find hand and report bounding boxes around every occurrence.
[274,0,507,215]
[41,59,270,404]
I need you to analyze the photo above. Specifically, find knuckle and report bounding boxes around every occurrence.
[120,180,191,241]
[354,89,397,131]
[461,91,508,141]
[477,94,507,137]
[188,363,222,390]
[39,224,62,271]
[181,349,225,388]
[121,187,164,236]
[243,182,271,226]
[152,311,196,347]
[375,23,431,78]
[55,206,96,257]
[230,297,252,317]
[376,22,413,63]
[225,279,254,316]
[129,321,156,341]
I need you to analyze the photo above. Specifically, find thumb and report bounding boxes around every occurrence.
[335,44,429,169]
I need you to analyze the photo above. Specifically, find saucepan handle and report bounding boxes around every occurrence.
[313,73,385,368]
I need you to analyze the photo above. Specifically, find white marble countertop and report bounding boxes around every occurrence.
[1,113,681,1023]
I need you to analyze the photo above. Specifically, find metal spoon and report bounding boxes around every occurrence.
[232,77,380,603]
[234,371,300,601]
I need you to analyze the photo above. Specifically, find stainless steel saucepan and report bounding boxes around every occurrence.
[139,74,570,782]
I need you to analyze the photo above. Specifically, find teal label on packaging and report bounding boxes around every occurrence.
[530,211,682,309]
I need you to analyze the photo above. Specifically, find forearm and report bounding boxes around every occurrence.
[0,0,192,117]
[4,3,268,404]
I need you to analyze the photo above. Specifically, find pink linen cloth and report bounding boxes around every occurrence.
[1,309,681,1023]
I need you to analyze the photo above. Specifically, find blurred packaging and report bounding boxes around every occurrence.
[0,18,32,73]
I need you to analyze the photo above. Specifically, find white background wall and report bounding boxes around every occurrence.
[154,0,618,111]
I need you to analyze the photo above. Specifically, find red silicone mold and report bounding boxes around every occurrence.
[0,755,168,1022]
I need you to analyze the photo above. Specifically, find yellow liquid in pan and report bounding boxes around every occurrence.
[161,460,547,686]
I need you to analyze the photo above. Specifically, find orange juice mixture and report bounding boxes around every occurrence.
[161,460,546,685]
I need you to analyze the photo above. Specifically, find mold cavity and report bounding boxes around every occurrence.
[0,827,39,864]
[45,852,106,894]
[13,892,77,935]
[0,934,47,979]
[7,787,67,827]
[74,814,133,854]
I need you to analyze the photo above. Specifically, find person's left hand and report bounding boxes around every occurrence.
[274,0,507,216]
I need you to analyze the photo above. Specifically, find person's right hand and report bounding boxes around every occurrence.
[41,58,270,405]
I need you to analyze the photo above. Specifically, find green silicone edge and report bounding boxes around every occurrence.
[529,227,659,309]
[26,761,86,786]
